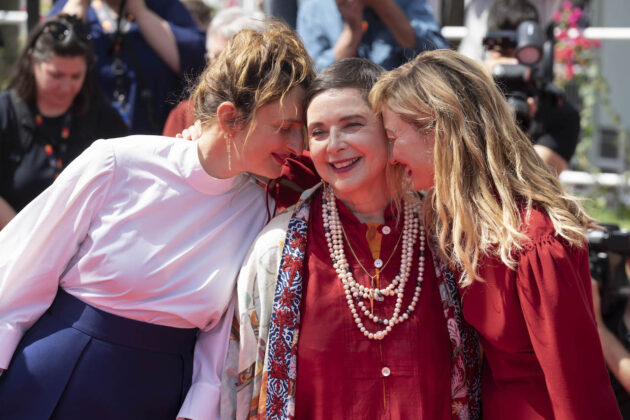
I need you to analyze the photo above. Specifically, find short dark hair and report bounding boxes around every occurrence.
[8,13,96,115]
[304,58,385,110]
[487,0,539,31]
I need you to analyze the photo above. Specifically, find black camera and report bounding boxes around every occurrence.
[483,21,557,132]
[587,224,630,316]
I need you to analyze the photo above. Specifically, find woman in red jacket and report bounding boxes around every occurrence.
[370,48,621,420]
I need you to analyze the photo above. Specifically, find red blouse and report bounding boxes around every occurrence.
[461,207,621,420]
[294,192,452,419]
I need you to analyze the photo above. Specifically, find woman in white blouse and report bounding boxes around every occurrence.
[0,22,314,420]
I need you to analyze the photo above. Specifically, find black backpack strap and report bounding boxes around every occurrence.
[8,89,35,157]
[0,91,35,205]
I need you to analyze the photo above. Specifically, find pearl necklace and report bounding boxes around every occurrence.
[322,186,426,340]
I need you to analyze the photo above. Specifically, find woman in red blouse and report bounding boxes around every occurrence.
[370,49,622,420]
[225,57,481,419]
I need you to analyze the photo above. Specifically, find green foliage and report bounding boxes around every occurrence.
[583,196,630,229]
[553,2,629,222]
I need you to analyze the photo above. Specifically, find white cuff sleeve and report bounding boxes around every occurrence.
[0,325,23,369]
[177,297,235,420]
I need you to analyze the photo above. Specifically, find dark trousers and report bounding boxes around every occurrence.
[0,288,198,420]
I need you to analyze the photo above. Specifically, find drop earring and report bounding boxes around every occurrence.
[225,132,232,171]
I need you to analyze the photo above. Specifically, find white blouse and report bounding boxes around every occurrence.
[0,135,271,419]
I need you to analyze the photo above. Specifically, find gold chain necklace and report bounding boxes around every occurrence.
[339,220,403,282]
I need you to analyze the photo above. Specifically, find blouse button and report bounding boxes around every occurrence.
[382,226,391,235]
[374,258,383,268]
[381,366,391,377]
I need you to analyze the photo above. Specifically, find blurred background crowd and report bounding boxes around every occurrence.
[0,0,629,415]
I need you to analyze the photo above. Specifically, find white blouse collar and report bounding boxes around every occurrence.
[181,140,247,195]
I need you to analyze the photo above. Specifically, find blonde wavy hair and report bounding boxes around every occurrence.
[370,49,595,286]
[192,20,314,139]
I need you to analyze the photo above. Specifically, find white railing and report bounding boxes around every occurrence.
[441,26,630,41]
[560,170,630,205]
[560,170,630,187]
[0,10,27,25]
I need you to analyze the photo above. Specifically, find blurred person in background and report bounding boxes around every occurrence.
[458,0,561,62]
[592,257,630,418]
[0,13,128,222]
[483,0,580,176]
[297,0,449,71]
[163,6,265,138]
[52,0,206,134]
[181,0,215,31]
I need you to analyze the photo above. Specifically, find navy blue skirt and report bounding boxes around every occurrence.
[0,288,198,420]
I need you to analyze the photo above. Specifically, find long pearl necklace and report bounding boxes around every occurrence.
[322,186,426,340]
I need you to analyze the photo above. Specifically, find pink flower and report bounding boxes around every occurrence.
[554,27,566,39]
[577,37,590,49]
[562,1,573,10]
[568,9,583,27]
[564,64,575,81]
[556,46,576,63]
[553,10,563,23]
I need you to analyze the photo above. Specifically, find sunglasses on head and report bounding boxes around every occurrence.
[39,20,92,43]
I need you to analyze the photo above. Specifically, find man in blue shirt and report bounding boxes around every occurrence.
[297,0,448,71]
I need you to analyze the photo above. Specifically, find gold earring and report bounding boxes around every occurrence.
[225,133,232,171]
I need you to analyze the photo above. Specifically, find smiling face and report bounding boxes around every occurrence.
[32,54,87,116]
[239,86,306,179]
[382,106,435,191]
[308,88,390,205]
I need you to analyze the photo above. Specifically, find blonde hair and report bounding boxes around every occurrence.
[370,49,595,286]
[192,20,314,136]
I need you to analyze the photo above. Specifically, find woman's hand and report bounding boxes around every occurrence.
[336,0,364,28]
[176,120,203,141]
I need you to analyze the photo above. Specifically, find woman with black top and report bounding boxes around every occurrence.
[0,13,128,219]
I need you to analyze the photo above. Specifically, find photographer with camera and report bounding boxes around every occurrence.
[483,0,580,175]
[589,227,630,417]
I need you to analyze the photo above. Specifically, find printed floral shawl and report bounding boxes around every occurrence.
[220,185,481,420]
